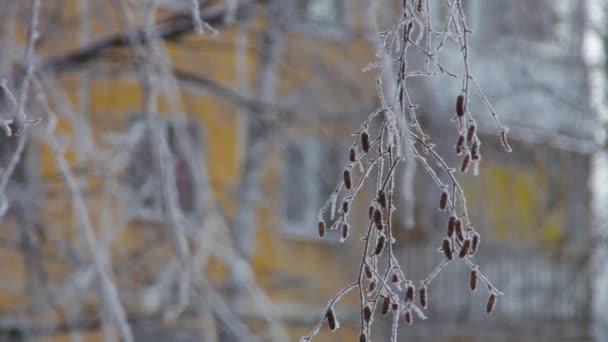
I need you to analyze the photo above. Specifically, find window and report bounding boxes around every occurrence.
[125,116,203,220]
[281,136,344,239]
[298,0,347,28]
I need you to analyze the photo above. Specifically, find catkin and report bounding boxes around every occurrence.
[456,94,465,117]
[391,273,399,283]
[404,310,413,325]
[373,209,383,229]
[361,131,370,153]
[341,223,349,241]
[375,235,386,256]
[405,285,414,303]
[363,305,372,323]
[486,293,497,314]
[359,333,367,342]
[471,233,480,254]
[467,124,476,142]
[461,153,470,173]
[419,287,427,308]
[456,134,465,155]
[326,308,337,331]
[470,270,478,291]
[342,201,349,213]
[459,239,471,258]
[318,221,326,238]
[442,239,452,260]
[447,216,456,237]
[343,169,352,190]
[471,141,481,160]
[455,219,464,241]
[377,190,387,208]
[349,148,356,162]
[439,191,448,210]
[381,296,391,316]
[364,265,373,279]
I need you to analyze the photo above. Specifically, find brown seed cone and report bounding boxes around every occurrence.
[363,305,372,323]
[326,308,337,331]
[405,285,414,303]
[447,216,456,237]
[455,219,464,241]
[377,190,387,208]
[381,296,391,316]
[392,303,399,311]
[461,153,471,173]
[318,221,326,238]
[467,124,476,142]
[343,169,352,190]
[404,310,413,325]
[459,239,471,258]
[341,223,349,241]
[471,233,480,254]
[439,191,448,210]
[364,265,373,279]
[456,134,465,155]
[373,209,383,229]
[419,287,427,308]
[361,131,370,153]
[471,141,480,160]
[368,281,376,293]
[391,273,399,283]
[374,235,386,256]
[470,270,478,291]
[486,294,497,314]
[456,95,465,117]
[442,239,453,260]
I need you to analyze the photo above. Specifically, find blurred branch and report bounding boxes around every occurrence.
[40,1,254,75]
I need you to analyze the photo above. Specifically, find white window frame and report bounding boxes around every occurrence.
[280,136,344,241]
[280,136,321,239]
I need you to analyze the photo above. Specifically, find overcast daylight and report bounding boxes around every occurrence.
[0,1,606,341]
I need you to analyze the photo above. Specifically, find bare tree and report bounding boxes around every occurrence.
[0,1,517,341]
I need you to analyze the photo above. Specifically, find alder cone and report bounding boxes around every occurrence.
[361,131,370,152]
[363,305,372,323]
[486,294,497,314]
[442,239,452,260]
[439,191,448,210]
[419,287,427,308]
[381,296,391,315]
[326,308,337,331]
[318,221,326,238]
[456,94,465,117]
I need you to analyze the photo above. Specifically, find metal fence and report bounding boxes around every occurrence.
[395,242,591,340]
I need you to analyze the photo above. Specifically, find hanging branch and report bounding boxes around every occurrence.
[301,1,509,341]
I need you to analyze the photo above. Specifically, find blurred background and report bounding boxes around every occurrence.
[0,0,606,341]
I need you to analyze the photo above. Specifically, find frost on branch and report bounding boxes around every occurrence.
[301,1,509,341]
